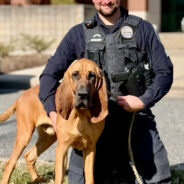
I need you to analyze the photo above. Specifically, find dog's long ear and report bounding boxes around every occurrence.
[55,71,74,120]
[90,74,108,123]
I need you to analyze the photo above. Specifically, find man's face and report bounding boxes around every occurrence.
[92,0,121,17]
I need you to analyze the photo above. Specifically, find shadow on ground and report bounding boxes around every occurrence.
[0,74,34,93]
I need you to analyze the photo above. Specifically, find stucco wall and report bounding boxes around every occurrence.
[0,5,95,50]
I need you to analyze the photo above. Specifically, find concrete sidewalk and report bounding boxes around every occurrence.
[166,49,184,98]
[0,49,183,98]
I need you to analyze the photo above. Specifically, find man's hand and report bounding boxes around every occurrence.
[116,95,145,112]
[49,111,57,132]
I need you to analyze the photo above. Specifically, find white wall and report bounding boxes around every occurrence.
[0,5,95,50]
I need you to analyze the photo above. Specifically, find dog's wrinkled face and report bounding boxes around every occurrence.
[68,59,102,110]
[73,70,95,109]
[58,58,108,123]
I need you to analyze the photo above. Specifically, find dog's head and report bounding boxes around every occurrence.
[56,58,108,123]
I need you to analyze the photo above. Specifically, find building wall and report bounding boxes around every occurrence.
[147,0,161,30]
[128,0,148,11]
[128,0,161,31]
[0,5,95,50]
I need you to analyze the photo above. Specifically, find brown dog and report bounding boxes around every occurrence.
[0,58,108,184]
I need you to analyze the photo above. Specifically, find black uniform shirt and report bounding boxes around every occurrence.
[39,8,173,115]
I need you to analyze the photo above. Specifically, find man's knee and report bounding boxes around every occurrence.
[68,168,84,184]
[68,149,84,184]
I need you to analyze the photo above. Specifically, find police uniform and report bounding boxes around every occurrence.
[39,7,173,184]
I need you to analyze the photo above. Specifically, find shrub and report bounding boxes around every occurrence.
[21,34,55,53]
[0,42,14,58]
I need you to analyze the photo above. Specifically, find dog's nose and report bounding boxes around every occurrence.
[78,90,89,99]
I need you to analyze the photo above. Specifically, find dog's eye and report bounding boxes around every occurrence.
[72,71,79,80]
[88,72,96,81]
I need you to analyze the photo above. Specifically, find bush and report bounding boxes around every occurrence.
[0,42,15,58]
[21,34,55,53]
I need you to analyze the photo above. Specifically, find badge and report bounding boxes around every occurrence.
[121,26,134,39]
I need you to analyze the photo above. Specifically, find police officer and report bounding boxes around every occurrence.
[39,0,173,183]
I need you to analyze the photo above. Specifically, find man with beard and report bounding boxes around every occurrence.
[39,0,173,183]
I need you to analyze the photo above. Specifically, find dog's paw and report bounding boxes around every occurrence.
[34,176,47,183]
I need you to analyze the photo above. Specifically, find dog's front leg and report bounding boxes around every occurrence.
[55,138,68,184]
[55,120,68,184]
[83,145,96,184]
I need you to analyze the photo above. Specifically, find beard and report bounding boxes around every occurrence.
[98,3,120,17]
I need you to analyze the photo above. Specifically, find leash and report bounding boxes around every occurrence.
[128,112,143,184]
[107,91,143,184]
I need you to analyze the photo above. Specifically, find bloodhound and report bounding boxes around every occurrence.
[0,58,108,184]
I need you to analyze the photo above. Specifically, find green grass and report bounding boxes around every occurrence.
[171,167,184,184]
[0,161,68,184]
[0,161,183,184]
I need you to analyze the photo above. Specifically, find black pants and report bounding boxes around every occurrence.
[68,103,171,184]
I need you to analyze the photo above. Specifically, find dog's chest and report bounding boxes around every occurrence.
[71,136,90,150]
[70,116,93,150]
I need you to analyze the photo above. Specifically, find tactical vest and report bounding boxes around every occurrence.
[83,15,152,99]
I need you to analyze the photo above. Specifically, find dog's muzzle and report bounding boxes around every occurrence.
[75,89,90,109]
